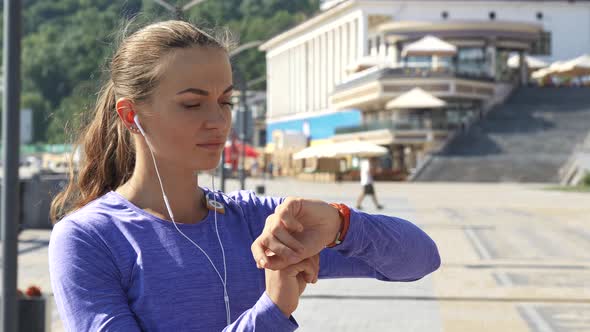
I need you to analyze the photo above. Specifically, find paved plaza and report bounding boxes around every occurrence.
[9,178,590,331]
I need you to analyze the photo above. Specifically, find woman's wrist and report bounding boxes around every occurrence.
[326,203,351,248]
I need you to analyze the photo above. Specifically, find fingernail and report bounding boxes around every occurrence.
[259,258,266,268]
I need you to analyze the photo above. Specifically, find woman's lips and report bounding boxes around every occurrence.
[196,143,224,150]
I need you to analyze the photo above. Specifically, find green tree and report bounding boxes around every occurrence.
[8,0,320,144]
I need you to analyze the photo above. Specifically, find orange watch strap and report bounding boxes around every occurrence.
[326,203,351,248]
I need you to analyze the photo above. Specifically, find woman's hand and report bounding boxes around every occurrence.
[252,197,341,270]
[265,254,320,317]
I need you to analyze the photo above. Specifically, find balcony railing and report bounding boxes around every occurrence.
[335,121,453,135]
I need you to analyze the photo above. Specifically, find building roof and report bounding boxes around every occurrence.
[261,0,589,52]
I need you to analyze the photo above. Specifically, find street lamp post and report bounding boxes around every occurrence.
[2,0,22,331]
[227,41,263,191]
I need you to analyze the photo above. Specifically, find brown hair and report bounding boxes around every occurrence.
[50,20,232,223]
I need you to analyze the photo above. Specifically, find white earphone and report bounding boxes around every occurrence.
[133,114,231,325]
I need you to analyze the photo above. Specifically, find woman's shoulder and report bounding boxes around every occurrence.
[52,192,127,238]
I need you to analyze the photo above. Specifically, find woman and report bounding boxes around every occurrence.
[49,20,440,331]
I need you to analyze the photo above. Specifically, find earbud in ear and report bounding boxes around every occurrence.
[133,114,147,137]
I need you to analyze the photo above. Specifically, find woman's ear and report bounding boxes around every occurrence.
[116,98,139,133]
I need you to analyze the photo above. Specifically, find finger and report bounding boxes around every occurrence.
[263,232,301,262]
[262,254,292,271]
[275,199,304,232]
[271,223,305,254]
[311,254,320,283]
[289,257,317,283]
[251,239,269,269]
[301,257,318,284]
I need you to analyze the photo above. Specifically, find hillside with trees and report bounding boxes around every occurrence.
[0,0,319,143]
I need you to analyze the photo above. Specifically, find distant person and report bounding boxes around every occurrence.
[356,158,384,210]
[250,159,259,177]
[267,161,274,179]
[48,20,439,331]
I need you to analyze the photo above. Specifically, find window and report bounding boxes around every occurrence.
[530,31,551,56]
[536,12,543,20]
[441,11,449,19]
[489,11,496,20]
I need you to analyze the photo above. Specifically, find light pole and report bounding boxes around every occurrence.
[2,0,22,331]
[226,41,263,191]
[152,0,208,19]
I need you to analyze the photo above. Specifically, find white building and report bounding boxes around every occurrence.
[260,0,590,173]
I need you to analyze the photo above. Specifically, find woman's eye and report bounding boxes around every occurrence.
[221,102,235,107]
[184,104,201,109]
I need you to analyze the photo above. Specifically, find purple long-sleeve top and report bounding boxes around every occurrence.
[49,189,440,331]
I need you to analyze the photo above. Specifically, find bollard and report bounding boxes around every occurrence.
[18,295,52,332]
[255,185,265,195]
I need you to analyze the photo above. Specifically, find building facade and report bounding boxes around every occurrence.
[260,0,590,176]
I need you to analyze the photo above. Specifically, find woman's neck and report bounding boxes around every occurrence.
[116,158,208,224]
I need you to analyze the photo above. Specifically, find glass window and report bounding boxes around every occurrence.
[456,47,487,77]
[530,31,551,56]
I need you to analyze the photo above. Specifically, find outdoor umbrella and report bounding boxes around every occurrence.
[386,87,446,110]
[293,141,387,160]
[507,54,548,69]
[401,35,457,57]
[556,54,590,77]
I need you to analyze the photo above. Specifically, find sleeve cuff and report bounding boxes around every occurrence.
[257,292,299,331]
[331,208,364,256]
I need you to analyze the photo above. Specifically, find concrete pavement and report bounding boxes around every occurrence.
[8,177,590,331]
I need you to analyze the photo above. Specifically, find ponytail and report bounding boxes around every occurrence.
[50,80,135,222]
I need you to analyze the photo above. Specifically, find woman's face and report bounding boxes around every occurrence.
[139,46,233,171]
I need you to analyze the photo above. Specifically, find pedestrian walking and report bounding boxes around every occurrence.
[356,157,384,210]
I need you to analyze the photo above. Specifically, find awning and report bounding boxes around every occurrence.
[531,60,565,79]
[507,54,548,69]
[402,35,457,57]
[556,54,590,77]
[386,87,446,110]
[293,141,388,160]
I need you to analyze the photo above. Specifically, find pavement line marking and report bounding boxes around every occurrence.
[492,271,514,287]
[518,305,555,332]
[446,263,590,270]
[301,295,590,304]
[464,228,493,260]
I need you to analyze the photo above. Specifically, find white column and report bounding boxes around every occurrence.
[322,31,331,109]
[315,36,321,111]
[267,56,273,119]
[486,39,497,78]
[305,42,310,112]
[342,22,349,79]
[287,48,297,114]
[335,25,341,85]
[328,29,334,98]
[519,50,528,86]
[320,33,326,110]
[298,45,303,113]
[351,18,358,63]
[309,39,315,112]
[357,13,368,59]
